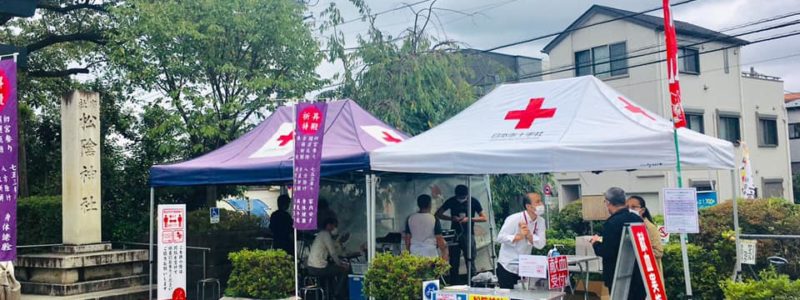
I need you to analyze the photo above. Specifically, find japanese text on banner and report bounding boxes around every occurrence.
[293,103,327,230]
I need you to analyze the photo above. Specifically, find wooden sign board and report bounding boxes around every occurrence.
[581,195,610,221]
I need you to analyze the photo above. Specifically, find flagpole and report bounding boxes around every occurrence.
[662,0,693,297]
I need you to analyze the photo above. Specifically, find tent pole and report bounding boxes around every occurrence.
[673,128,694,299]
[368,174,377,261]
[484,175,498,274]
[731,169,742,281]
[294,227,299,298]
[467,176,472,287]
[149,187,154,300]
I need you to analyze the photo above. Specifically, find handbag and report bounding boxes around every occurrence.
[0,262,20,300]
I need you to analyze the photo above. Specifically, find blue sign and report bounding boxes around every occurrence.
[210,207,220,224]
[697,191,718,209]
[424,282,438,300]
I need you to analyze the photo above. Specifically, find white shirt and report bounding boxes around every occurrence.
[496,211,547,274]
[308,230,341,269]
[405,213,442,257]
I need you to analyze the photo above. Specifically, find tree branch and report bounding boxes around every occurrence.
[27,67,89,78]
[26,32,106,53]
[36,2,109,14]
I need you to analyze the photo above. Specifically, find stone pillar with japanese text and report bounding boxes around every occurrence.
[61,91,101,245]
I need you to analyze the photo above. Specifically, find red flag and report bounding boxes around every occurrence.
[662,0,686,128]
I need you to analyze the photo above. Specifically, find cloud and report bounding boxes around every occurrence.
[310,0,800,93]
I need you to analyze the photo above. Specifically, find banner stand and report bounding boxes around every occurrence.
[610,223,667,300]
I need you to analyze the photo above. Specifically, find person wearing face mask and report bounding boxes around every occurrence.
[626,195,664,282]
[495,192,547,289]
[590,187,645,300]
[436,184,487,282]
[308,217,349,299]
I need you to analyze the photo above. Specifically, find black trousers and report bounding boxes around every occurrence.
[496,264,520,289]
[308,264,348,300]
[449,234,477,280]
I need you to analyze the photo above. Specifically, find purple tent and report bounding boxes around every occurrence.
[149,100,408,186]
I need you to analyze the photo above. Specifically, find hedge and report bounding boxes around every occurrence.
[18,195,61,246]
[225,249,294,299]
[364,252,449,299]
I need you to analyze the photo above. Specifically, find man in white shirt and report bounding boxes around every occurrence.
[404,194,449,260]
[495,192,547,289]
[308,217,348,299]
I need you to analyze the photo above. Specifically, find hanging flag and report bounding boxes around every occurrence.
[0,59,18,261]
[293,102,327,230]
[662,0,687,128]
[740,142,756,199]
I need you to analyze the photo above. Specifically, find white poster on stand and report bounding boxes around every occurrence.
[518,255,548,278]
[158,204,187,300]
[663,188,699,234]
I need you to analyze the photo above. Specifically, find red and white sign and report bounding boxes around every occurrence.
[249,122,295,158]
[361,125,404,145]
[662,0,686,128]
[547,256,568,290]
[630,223,667,300]
[543,184,552,196]
[158,204,186,300]
[657,225,670,244]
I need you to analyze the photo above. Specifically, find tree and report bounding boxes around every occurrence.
[108,0,323,158]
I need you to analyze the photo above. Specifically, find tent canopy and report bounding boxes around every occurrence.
[150,100,408,186]
[370,76,735,174]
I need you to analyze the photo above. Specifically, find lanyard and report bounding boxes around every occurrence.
[523,213,538,235]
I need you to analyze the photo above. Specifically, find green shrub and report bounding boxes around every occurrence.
[187,208,262,233]
[364,252,449,300]
[663,243,725,300]
[225,249,294,299]
[721,268,800,300]
[531,238,576,256]
[548,201,602,239]
[18,196,62,246]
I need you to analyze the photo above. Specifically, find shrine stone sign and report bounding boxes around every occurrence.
[61,91,101,245]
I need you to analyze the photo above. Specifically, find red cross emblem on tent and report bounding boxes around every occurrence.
[277,131,294,147]
[618,96,655,121]
[361,125,404,145]
[505,98,556,129]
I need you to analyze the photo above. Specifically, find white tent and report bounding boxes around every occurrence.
[370,76,735,173]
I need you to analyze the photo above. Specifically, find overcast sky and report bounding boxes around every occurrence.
[308,0,800,94]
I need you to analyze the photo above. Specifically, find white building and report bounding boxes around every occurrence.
[786,93,800,176]
[541,5,793,213]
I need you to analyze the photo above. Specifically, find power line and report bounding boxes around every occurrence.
[338,0,433,26]
[482,0,697,53]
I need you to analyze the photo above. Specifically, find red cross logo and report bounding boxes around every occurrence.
[381,131,402,143]
[277,131,294,146]
[618,97,655,121]
[504,98,556,129]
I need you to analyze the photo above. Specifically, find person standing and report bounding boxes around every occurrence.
[495,192,547,289]
[268,194,294,255]
[435,184,487,281]
[590,187,646,300]
[404,194,449,260]
[627,195,664,282]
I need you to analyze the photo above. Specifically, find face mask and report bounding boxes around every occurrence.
[629,209,640,216]
[331,228,339,235]
[458,196,468,203]
[535,205,545,215]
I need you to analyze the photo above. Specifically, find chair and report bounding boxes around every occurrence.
[301,275,327,300]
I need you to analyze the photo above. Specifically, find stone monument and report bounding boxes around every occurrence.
[14,91,150,299]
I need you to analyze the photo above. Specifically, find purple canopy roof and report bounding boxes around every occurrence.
[149,100,408,186]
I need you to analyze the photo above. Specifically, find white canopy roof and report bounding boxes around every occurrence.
[370,76,735,174]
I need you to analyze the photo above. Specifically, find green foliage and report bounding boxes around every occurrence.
[694,199,800,278]
[364,252,449,300]
[109,0,323,158]
[721,268,800,300]
[548,201,601,239]
[225,249,294,299]
[663,243,725,300]
[489,174,542,229]
[17,196,62,246]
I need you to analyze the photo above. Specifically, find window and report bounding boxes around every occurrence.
[575,42,628,78]
[758,116,778,147]
[763,179,784,199]
[685,112,705,134]
[789,123,800,139]
[678,47,700,74]
[718,115,741,143]
[690,180,715,192]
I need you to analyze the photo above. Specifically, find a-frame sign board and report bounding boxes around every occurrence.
[610,223,668,300]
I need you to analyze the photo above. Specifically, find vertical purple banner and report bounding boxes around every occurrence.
[0,60,18,261]
[293,102,327,231]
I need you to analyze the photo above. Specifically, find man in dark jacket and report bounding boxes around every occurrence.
[269,194,294,255]
[590,187,646,300]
